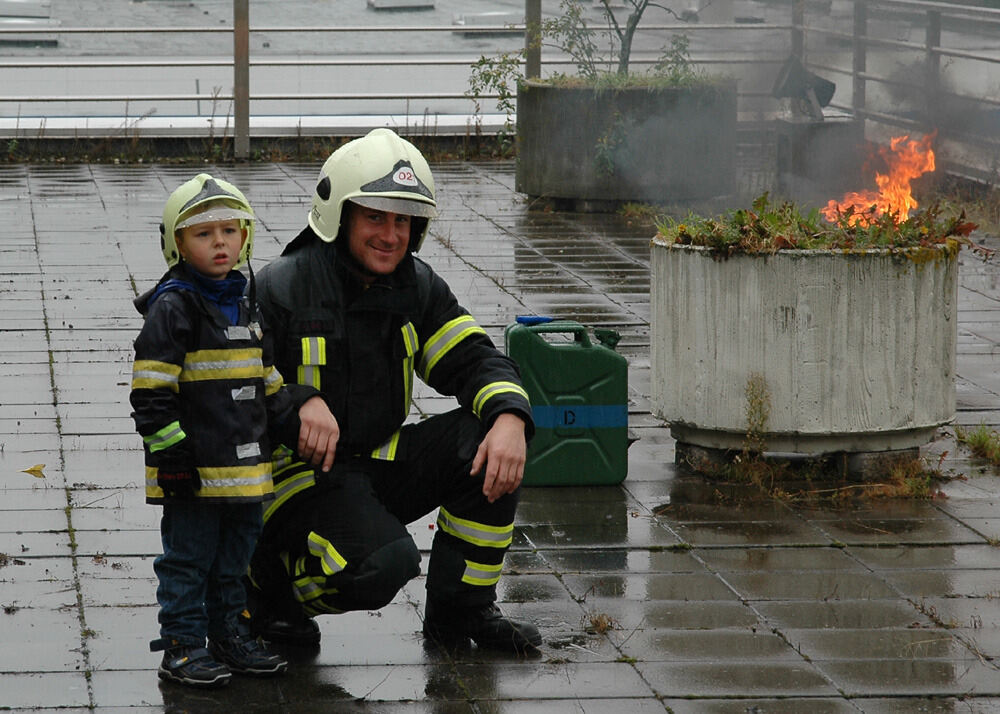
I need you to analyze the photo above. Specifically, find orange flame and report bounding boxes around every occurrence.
[821,133,936,226]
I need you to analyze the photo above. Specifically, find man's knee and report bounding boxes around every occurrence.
[338,535,421,611]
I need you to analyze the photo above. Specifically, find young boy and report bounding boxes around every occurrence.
[130,174,308,688]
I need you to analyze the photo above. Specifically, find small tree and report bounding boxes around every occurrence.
[466,0,702,148]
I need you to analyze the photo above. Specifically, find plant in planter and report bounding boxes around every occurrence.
[648,191,988,478]
[466,0,737,205]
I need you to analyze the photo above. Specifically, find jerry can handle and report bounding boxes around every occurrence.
[522,320,591,347]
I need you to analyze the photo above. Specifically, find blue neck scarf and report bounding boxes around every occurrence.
[149,267,247,326]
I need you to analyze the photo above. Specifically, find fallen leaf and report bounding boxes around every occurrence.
[21,464,45,479]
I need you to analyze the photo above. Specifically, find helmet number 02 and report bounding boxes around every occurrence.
[394,168,418,187]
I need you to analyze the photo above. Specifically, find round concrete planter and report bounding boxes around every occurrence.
[650,240,958,456]
[515,79,737,206]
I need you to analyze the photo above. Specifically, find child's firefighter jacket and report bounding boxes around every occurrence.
[130,266,309,504]
[255,229,535,460]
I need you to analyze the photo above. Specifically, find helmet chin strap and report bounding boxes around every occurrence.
[246,260,258,322]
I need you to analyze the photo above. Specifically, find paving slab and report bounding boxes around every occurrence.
[3,159,1000,711]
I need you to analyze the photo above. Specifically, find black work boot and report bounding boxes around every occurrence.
[423,600,542,654]
[253,615,321,647]
[244,575,321,647]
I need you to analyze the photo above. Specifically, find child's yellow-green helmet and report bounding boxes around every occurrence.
[308,128,437,251]
[160,173,256,268]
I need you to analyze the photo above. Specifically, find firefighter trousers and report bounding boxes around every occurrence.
[249,409,520,618]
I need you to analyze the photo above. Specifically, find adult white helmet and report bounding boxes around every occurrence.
[308,128,437,251]
[160,173,255,268]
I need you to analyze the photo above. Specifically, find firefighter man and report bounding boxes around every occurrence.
[246,128,541,653]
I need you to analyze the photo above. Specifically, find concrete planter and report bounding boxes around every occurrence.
[650,240,958,457]
[515,79,737,206]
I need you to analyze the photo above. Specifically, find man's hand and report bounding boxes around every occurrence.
[471,413,527,503]
[297,396,339,472]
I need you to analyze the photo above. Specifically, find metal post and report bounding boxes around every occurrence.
[791,0,804,59]
[925,10,941,134]
[233,0,250,160]
[525,0,541,79]
[852,0,867,143]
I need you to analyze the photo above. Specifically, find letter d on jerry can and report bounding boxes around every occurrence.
[504,317,628,486]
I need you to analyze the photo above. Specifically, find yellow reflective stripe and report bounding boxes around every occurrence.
[132,359,181,392]
[401,322,418,418]
[472,381,530,418]
[301,337,327,365]
[179,348,264,382]
[418,315,486,380]
[143,420,186,453]
[263,466,315,523]
[437,507,513,549]
[298,365,320,390]
[292,574,325,603]
[263,365,284,396]
[370,431,401,461]
[307,532,348,576]
[271,446,297,476]
[144,463,273,499]
[462,559,504,587]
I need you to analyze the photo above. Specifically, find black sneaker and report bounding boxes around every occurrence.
[158,645,232,688]
[208,631,288,677]
[423,601,542,654]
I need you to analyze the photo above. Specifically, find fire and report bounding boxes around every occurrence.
[821,133,936,226]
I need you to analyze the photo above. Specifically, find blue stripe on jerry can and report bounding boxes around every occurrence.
[531,405,628,429]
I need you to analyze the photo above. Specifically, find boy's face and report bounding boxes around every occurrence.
[176,219,246,280]
[345,203,411,280]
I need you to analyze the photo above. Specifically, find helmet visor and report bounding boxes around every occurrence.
[175,206,254,231]
[350,195,437,219]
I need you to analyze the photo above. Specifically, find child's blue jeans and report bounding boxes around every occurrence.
[153,500,262,647]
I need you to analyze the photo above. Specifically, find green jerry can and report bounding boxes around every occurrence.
[504,317,628,486]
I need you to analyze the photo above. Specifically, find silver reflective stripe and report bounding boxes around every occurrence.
[462,560,503,586]
[185,356,262,371]
[227,325,252,341]
[231,385,256,401]
[437,507,513,548]
[371,431,400,461]
[418,315,485,378]
[236,442,262,460]
[299,365,320,389]
[133,368,179,387]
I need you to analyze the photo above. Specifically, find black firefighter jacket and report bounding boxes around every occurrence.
[130,266,306,504]
[255,228,535,460]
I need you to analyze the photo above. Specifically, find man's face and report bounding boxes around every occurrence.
[345,203,411,278]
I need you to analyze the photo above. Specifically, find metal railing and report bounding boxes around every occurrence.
[0,0,997,180]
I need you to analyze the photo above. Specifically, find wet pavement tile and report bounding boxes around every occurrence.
[635,659,838,697]
[859,698,1000,714]
[848,543,1000,570]
[562,572,739,602]
[807,516,987,545]
[782,627,978,660]
[669,518,829,547]
[2,672,91,709]
[616,627,802,662]
[815,658,1000,696]
[698,545,864,572]
[725,570,899,601]
[756,600,935,630]
[661,699,860,713]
